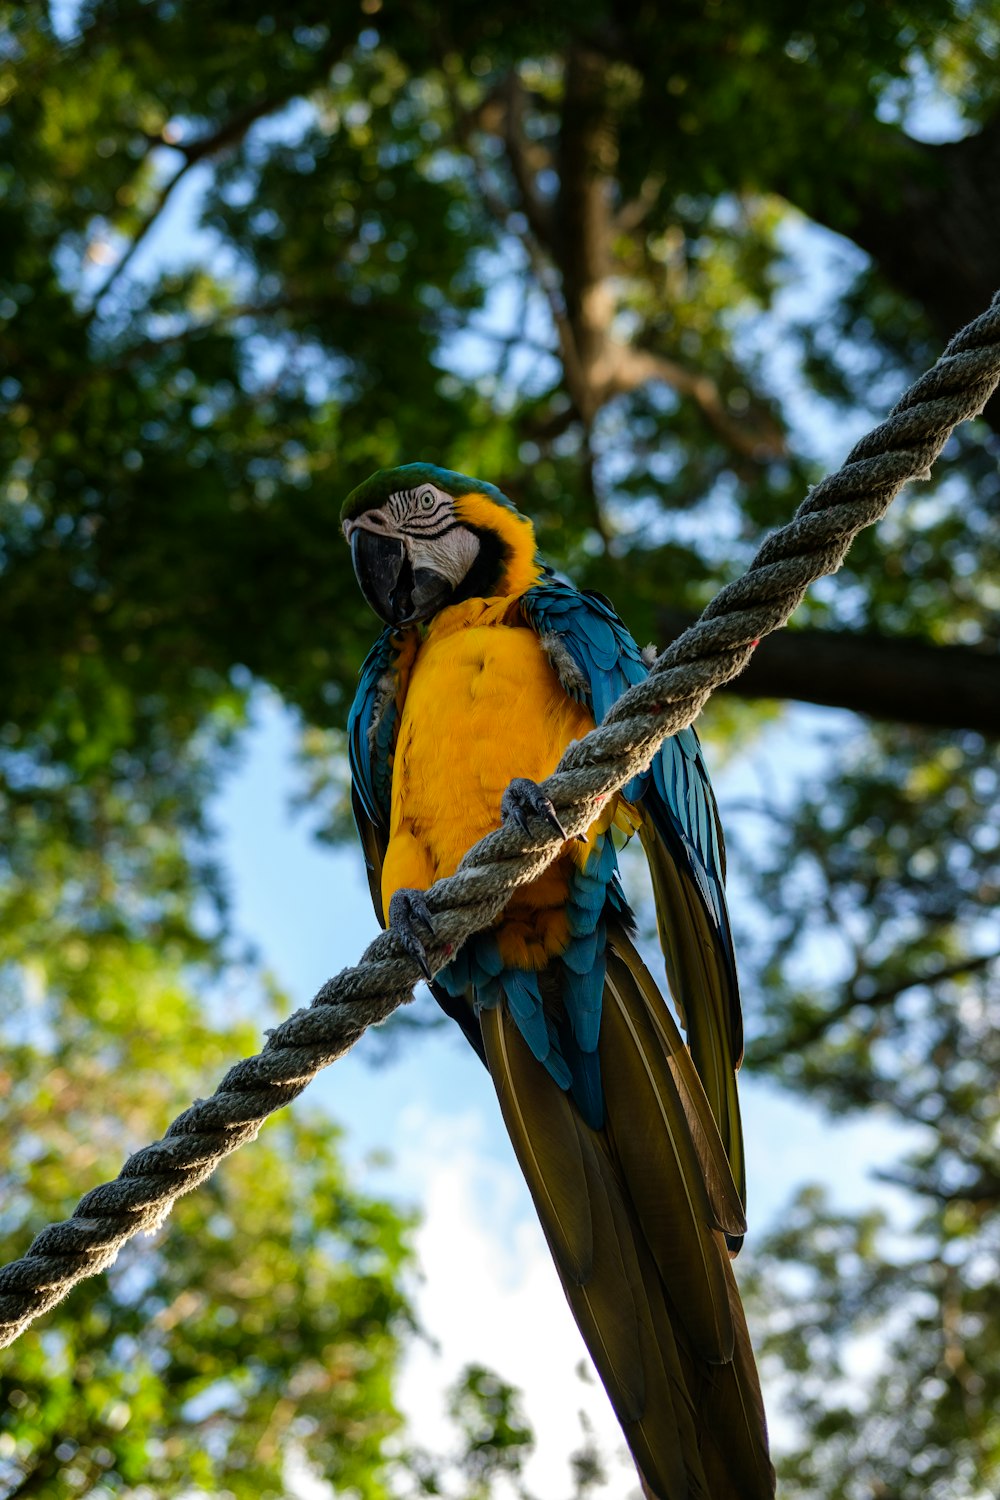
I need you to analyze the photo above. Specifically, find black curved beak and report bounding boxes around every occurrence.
[350,528,454,626]
[350,527,409,624]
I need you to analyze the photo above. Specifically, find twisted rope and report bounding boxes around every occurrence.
[2,292,999,1351]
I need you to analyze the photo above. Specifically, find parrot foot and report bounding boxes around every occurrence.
[388,888,436,981]
[501,777,578,842]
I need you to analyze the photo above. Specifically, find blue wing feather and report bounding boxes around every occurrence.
[347,627,398,844]
[522,574,741,1050]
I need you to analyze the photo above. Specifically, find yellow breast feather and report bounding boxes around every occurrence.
[381,602,609,967]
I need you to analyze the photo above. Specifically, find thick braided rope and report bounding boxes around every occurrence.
[2,292,999,1350]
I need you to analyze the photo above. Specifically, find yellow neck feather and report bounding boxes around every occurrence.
[453,492,542,599]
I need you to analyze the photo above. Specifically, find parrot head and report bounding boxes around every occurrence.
[341,462,538,626]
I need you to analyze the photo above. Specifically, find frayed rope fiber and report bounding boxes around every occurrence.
[2,291,999,1349]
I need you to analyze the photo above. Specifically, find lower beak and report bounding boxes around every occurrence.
[409,565,453,621]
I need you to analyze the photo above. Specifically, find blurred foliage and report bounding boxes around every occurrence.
[735,721,1000,1498]
[0,909,418,1497]
[2,1,999,1496]
[445,1364,534,1498]
[743,1182,1000,1500]
[396,1364,535,1500]
[395,1362,610,1500]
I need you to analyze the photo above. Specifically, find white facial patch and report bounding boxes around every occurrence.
[408,524,481,587]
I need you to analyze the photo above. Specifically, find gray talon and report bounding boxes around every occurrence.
[388,888,435,980]
[501,777,569,841]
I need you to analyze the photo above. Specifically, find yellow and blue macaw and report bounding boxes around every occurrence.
[343,463,773,1500]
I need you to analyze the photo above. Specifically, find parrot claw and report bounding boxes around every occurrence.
[388,888,435,981]
[501,777,569,842]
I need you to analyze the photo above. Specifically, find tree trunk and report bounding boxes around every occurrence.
[798,113,1000,431]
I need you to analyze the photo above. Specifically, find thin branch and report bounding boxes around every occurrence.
[750,949,1000,1066]
[490,266,534,389]
[875,1166,1000,1210]
[615,172,666,234]
[85,45,345,322]
[102,294,558,371]
[84,153,199,321]
[443,67,589,416]
[609,345,786,462]
[500,71,557,249]
[580,430,612,547]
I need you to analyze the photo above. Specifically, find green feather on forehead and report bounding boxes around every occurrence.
[340,463,517,524]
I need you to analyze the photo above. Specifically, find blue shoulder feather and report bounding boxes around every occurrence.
[348,627,400,833]
[521,573,737,1005]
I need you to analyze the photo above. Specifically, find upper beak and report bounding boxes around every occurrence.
[349,525,456,625]
[350,527,410,625]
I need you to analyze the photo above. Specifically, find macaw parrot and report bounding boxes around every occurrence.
[342,462,773,1499]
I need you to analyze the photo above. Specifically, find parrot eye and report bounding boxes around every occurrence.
[417,487,436,509]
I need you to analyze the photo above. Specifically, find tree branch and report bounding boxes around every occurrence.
[499,72,557,250]
[615,171,666,234]
[554,46,617,424]
[448,53,788,466]
[875,1165,1000,1211]
[86,47,347,321]
[749,949,1000,1068]
[85,152,199,319]
[609,346,786,462]
[818,112,1000,347]
[88,295,556,396]
[657,608,1000,736]
[444,68,587,408]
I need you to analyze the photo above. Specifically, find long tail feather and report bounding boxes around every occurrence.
[640,820,747,1220]
[480,930,773,1500]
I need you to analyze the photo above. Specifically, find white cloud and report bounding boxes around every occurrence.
[394,1105,642,1499]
